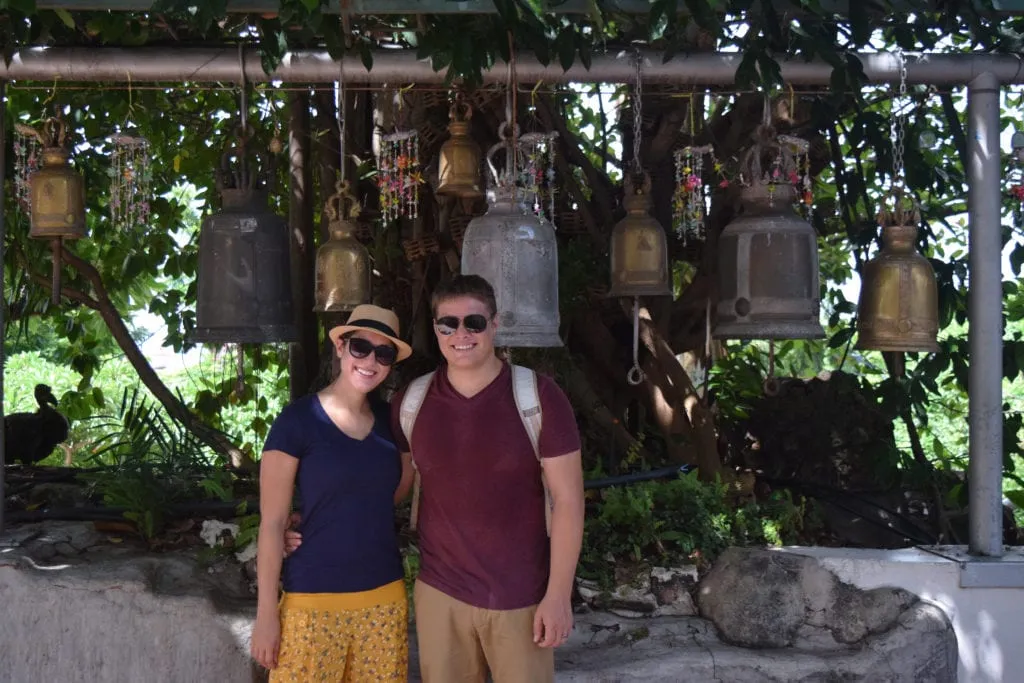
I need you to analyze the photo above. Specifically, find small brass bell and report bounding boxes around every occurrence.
[856,193,939,352]
[314,180,371,312]
[436,98,483,200]
[24,117,87,306]
[608,172,672,298]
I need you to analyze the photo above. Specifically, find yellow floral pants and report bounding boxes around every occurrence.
[270,580,408,682]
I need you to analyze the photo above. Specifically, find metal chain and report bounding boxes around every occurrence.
[627,296,644,385]
[632,49,642,173]
[337,23,347,184]
[892,48,907,188]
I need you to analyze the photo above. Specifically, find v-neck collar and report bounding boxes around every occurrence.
[438,362,509,401]
[313,394,376,442]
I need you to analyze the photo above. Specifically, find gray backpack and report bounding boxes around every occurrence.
[398,364,553,535]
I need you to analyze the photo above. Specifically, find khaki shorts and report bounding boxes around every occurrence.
[414,579,554,683]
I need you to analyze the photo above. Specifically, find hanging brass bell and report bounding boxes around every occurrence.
[314,180,371,312]
[436,99,483,200]
[608,172,672,298]
[29,118,87,241]
[25,117,87,306]
[714,128,824,340]
[856,194,939,352]
[192,145,299,344]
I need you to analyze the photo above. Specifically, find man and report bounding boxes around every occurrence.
[286,274,585,683]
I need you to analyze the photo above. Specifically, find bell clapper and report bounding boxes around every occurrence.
[50,238,62,306]
[626,296,645,386]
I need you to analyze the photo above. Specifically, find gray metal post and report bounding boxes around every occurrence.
[0,80,7,534]
[967,72,1004,557]
[2,48,1024,85]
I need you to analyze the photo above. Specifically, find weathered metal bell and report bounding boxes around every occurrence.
[461,182,561,347]
[856,196,939,352]
[29,118,86,241]
[314,181,371,312]
[24,117,87,306]
[192,147,299,344]
[436,100,483,200]
[714,181,824,340]
[609,172,672,298]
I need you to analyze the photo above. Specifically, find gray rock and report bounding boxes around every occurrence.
[698,548,923,651]
[0,532,256,683]
[698,548,808,647]
[650,565,698,615]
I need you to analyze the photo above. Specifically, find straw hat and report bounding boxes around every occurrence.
[328,304,413,361]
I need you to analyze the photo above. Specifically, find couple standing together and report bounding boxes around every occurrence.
[251,274,585,682]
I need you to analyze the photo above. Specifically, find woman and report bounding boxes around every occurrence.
[250,304,414,682]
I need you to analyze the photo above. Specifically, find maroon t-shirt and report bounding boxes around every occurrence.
[390,362,581,610]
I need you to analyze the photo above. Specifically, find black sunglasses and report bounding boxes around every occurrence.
[346,336,398,366]
[434,314,490,336]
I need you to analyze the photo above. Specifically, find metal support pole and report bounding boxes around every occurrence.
[0,80,7,534]
[1,48,1024,86]
[967,72,1004,557]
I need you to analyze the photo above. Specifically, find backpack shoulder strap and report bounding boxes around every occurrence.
[399,371,436,449]
[510,364,553,537]
[510,364,542,461]
[400,371,435,533]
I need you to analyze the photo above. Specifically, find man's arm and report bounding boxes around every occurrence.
[534,449,585,648]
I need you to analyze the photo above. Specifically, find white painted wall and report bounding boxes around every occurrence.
[784,547,1024,683]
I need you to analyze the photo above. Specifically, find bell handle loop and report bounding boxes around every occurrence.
[626,296,646,386]
[325,179,361,221]
[216,143,264,193]
[449,98,473,123]
[878,185,921,228]
[41,117,66,149]
[485,125,519,187]
[626,170,652,197]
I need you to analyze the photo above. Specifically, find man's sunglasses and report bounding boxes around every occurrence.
[346,336,398,366]
[434,314,490,336]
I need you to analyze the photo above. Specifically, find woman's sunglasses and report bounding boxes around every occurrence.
[346,337,398,366]
[434,314,490,336]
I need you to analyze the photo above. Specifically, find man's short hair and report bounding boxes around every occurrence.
[431,274,498,319]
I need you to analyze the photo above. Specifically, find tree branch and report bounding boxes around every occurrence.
[55,246,254,471]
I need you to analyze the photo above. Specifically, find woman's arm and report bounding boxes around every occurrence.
[251,449,299,670]
[394,452,414,504]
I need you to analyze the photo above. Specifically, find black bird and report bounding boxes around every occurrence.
[3,384,70,465]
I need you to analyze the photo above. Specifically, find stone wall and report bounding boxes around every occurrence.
[1,523,959,683]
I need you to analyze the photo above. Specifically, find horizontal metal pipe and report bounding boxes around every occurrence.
[1,47,1024,86]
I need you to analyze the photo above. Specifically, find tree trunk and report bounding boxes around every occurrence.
[55,247,254,471]
[288,89,318,400]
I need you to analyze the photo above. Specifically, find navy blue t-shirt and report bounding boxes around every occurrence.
[263,394,403,594]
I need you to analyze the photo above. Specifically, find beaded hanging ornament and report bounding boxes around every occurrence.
[672,144,716,246]
[1009,130,1024,228]
[516,131,558,226]
[377,129,422,224]
[13,123,41,213]
[109,134,152,231]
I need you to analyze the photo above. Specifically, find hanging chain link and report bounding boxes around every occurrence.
[632,49,643,174]
[338,21,347,184]
[892,48,907,188]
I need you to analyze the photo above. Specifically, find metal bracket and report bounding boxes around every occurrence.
[919,545,1024,589]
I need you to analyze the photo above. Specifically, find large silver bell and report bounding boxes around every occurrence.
[192,147,299,344]
[461,183,561,348]
[714,126,824,340]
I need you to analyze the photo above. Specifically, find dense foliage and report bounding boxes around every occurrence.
[3,1,1024,552]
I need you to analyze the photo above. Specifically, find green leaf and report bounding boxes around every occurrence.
[359,41,374,72]
[829,327,855,349]
[53,8,75,29]
[1006,489,1024,510]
